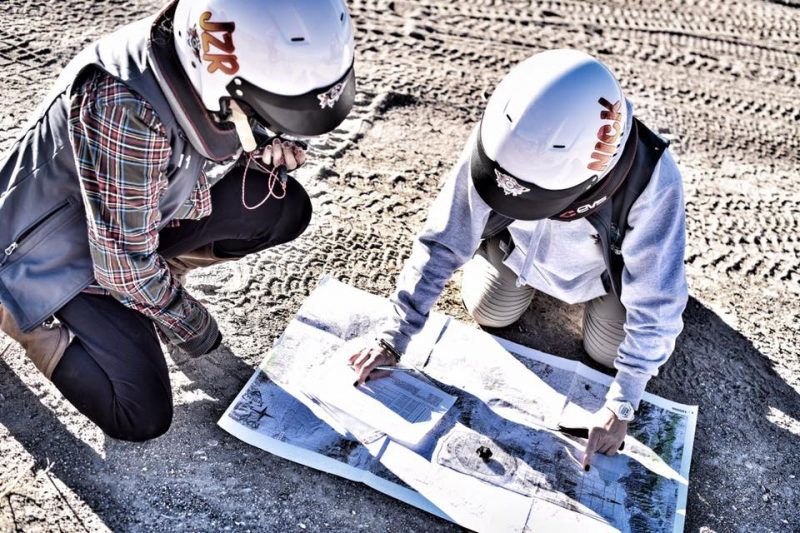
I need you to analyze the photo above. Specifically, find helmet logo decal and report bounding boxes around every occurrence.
[588,98,624,173]
[199,12,240,75]
[494,170,530,197]
[559,196,608,219]
[318,79,349,109]
[187,26,201,60]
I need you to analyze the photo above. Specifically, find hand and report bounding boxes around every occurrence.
[262,138,307,171]
[348,342,397,387]
[582,408,628,470]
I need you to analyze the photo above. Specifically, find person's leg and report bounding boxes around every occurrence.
[582,292,627,368]
[461,234,535,328]
[51,293,172,442]
[158,166,312,261]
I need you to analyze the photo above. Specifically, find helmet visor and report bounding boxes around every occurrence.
[470,130,599,221]
[226,64,355,137]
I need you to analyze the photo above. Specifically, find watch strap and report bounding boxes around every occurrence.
[377,338,402,363]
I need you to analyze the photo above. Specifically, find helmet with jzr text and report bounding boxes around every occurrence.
[471,49,632,221]
[173,0,356,136]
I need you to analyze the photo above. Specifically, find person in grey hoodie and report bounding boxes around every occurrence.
[349,49,688,469]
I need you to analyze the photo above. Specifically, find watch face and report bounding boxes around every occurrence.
[618,403,634,420]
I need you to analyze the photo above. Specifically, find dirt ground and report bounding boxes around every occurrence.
[1,0,798,531]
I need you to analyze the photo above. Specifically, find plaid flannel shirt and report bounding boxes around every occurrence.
[68,72,217,346]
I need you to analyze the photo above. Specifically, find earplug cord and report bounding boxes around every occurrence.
[241,151,287,210]
[239,135,309,211]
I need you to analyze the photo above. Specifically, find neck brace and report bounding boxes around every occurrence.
[147,1,242,162]
[552,120,638,221]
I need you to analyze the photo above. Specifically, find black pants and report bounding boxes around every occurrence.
[50,168,311,442]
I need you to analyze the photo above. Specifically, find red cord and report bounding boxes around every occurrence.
[241,151,287,210]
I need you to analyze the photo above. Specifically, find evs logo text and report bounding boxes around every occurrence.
[587,98,624,173]
[200,12,239,75]
[559,196,608,219]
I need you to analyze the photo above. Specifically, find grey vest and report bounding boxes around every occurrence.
[0,15,217,332]
[483,118,669,299]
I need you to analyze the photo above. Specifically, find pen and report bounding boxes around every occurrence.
[374,365,416,372]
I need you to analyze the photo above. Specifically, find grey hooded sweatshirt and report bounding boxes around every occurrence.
[379,116,688,410]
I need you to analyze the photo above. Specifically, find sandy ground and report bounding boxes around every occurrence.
[1,0,799,531]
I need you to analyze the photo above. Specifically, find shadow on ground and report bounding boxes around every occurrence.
[0,343,454,531]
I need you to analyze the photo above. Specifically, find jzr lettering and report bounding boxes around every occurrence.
[200,12,239,75]
[587,98,624,173]
[559,196,608,219]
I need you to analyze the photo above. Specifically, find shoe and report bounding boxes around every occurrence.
[0,305,69,379]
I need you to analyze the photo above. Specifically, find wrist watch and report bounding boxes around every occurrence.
[606,400,635,422]
[377,338,402,364]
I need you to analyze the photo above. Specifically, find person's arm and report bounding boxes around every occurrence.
[68,74,220,356]
[351,131,492,383]
[609,149,689,408]
[583,149,688,468]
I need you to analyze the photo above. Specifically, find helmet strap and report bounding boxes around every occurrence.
[229,101,258,153]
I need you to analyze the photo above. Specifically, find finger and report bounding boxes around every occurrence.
[583,431,600,471]
[348,347,368,365]
[353,349,375,371]
[261,145,273,166]
[370,370,391,380]
[293,145,307,167]
[271,139,284,167]
[283,143,298,171]
[598,441,615,456]
[355,355,380,386]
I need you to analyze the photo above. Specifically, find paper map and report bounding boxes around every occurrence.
[304,342,456,446]
[219,277,698,532]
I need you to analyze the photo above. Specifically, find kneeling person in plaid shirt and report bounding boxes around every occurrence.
[0,0,356,441]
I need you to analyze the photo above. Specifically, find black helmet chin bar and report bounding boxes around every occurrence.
[226,64,356,137]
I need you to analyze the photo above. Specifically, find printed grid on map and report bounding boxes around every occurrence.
[361,377,444,423]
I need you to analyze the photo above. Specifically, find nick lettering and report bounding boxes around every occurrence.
[588,98,624,173]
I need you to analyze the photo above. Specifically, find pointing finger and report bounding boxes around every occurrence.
[583,430,600,471]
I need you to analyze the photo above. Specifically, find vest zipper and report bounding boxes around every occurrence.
[0,200,71,268]
[0,243,18,267]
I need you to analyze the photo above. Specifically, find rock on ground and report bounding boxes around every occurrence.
[1,0,798,531]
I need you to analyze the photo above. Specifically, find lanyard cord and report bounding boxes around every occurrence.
[241,151,287,210]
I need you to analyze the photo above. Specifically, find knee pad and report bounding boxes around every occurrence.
[582,295,626,369]
[461,239,534,328]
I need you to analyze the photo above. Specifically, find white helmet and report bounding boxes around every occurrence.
[173,0,356,136]
[472,49,632,220]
